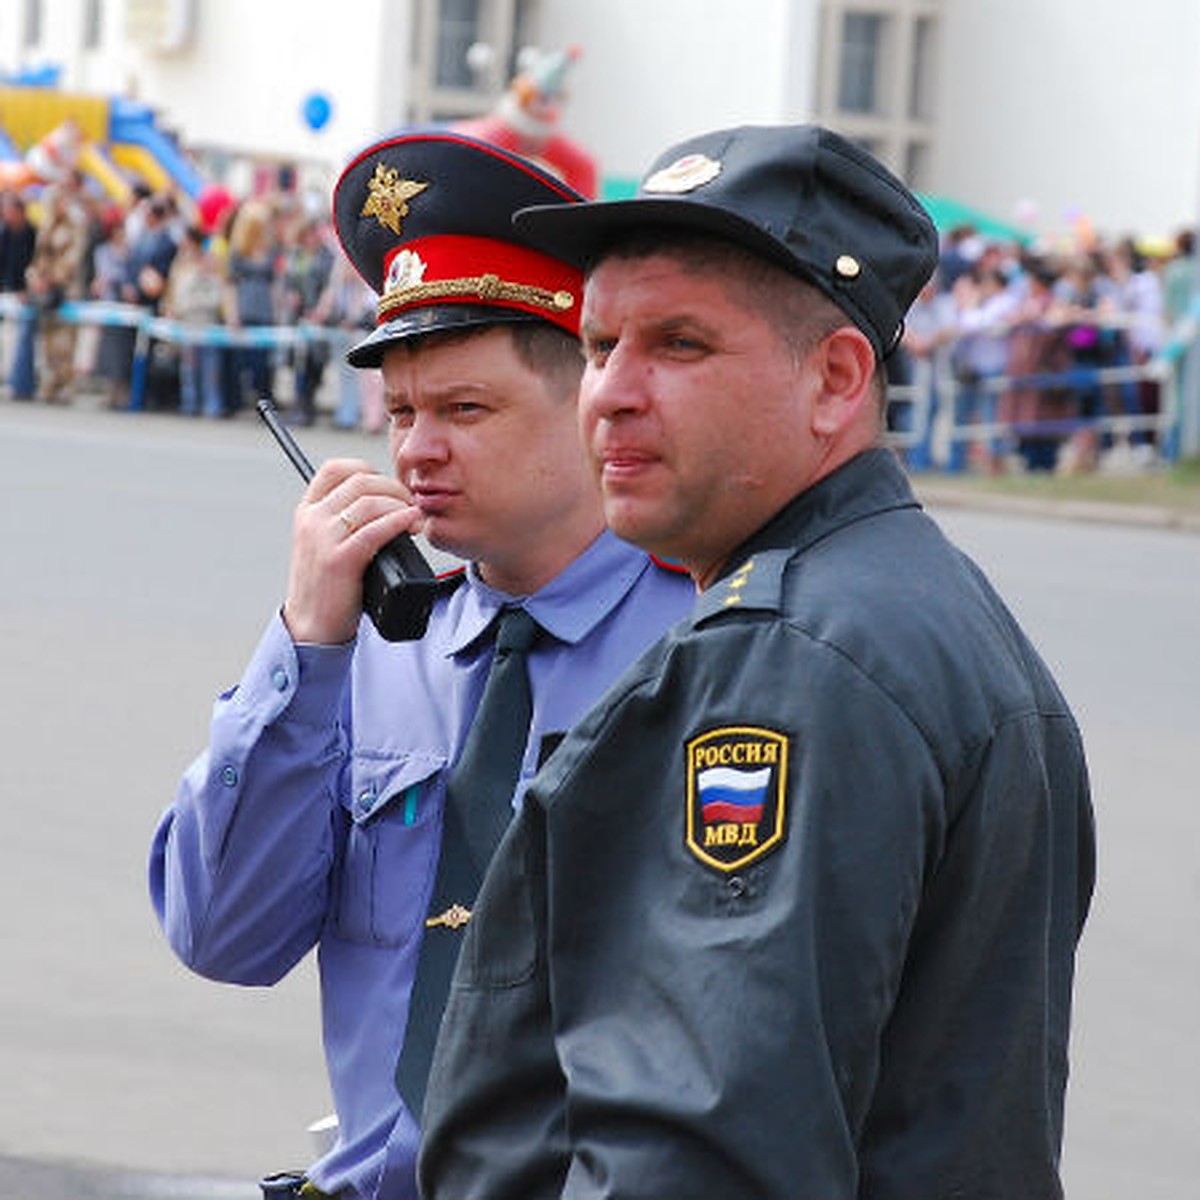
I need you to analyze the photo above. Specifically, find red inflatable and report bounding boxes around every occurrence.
[453,46,598,199]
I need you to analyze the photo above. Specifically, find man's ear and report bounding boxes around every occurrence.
[809,325,878,438]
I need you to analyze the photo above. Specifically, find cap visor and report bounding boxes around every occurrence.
[346,304,542,368]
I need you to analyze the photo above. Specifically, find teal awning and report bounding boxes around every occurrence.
[916,193,1034,244]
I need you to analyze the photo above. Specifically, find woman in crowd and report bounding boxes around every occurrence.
[224,198,278,414]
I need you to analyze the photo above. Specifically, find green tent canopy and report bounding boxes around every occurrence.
[600,175,639,201]
[916,193,1034,244]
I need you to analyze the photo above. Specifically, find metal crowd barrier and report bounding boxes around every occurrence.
[5,295,1198,465]
[0,295,346,411]
[885,312,1197,468]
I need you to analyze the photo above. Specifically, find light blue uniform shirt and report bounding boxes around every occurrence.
[148,531,692,1200]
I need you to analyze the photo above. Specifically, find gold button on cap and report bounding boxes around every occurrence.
[835,254,861,279]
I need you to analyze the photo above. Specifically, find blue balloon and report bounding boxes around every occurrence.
[302,91,332,132]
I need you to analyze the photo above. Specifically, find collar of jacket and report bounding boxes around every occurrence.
[717,447,920,586]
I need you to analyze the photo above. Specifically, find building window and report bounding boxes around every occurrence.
[904,140,932,190]
[816,2,941,187]
[838,12,886,114]
[436,0,482,88]
[83,0,104,49]
[23,0,42,47]
[509,0,538,79]
[909,15,936,121]
[410,0,542,124]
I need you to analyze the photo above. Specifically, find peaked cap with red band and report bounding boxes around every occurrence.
[332,129,585,367]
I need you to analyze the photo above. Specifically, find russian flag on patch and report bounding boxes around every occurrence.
[698,766,770,825]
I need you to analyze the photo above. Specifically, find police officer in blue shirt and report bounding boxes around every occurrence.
[148,130,693,1200]
[419,125,1096,1200]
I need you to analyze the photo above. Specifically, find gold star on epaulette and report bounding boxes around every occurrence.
[361,163,430,235]
[723,558,756,605]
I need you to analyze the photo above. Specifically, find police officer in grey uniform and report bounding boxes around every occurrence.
[418,125,1096,1200]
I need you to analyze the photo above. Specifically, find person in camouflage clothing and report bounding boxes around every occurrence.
[24,176,90,403]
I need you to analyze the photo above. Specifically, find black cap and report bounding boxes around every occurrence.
[512,124,938,358]
[332,129,586,368]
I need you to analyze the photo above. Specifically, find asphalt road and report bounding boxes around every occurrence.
[1,398,1196,1198]
[933,503,1200,1200]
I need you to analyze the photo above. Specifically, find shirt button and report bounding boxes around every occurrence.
[357,789,376,813]
[220,764,239,788]
[270,666,289,691]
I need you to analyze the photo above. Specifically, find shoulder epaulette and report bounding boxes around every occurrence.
[692,550,790,627]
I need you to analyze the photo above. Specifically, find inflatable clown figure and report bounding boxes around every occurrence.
[0,117,85,192]
[453,45,598,199]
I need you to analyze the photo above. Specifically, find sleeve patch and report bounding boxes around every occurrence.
[685,725,790,872]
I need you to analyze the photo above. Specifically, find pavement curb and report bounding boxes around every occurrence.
[7,394,1200,535]
[915,483,1200,535]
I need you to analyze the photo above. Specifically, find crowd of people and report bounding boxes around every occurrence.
[0,168,383,429]
[2,165,1197,471]
[891,223,1196,473]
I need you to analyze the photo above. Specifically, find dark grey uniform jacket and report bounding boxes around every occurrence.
[419,447,1096,1200]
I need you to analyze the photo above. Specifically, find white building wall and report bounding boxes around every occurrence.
[538,0,821,186]
[3,0,1198,240]
[0,0,413,189]
[134,0,415,180]
[498,0,1200,239]
[938,0,1200,240]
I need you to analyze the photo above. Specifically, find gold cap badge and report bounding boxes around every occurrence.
[361,163,430,236]
[644,153,722,195]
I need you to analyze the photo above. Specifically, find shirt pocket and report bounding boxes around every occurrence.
[335,752,447,948]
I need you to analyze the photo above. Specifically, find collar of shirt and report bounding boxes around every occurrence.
[441,530,654,658]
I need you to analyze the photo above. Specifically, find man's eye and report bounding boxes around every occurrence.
[584,339,614,365]
[388,408,415,428]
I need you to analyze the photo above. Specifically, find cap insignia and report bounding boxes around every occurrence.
[361,162,430,236]
[644,153,722,195]
[835,254,862,279]
[385,249,427,293]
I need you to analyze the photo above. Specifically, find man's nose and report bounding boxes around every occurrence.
[583,345,649,421]
[395,412,449,469]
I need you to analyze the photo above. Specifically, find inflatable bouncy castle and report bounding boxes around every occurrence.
[0,85,205,202]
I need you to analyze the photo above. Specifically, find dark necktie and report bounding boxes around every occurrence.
[395,605,540,1116]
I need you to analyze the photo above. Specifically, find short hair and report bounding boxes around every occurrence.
[507,321,584,398]
[393,321,582,402]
